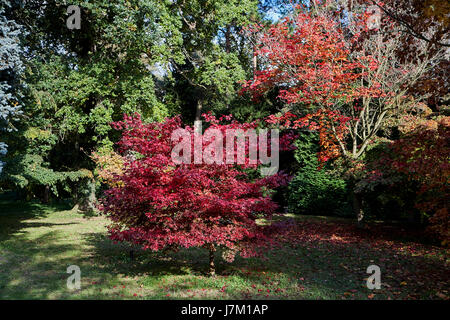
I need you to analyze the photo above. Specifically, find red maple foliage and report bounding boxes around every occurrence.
[99,113,291,274]
[241,7,384,164]
[242,5,447,230]
[371,116,450,244]
[241,9,380,106]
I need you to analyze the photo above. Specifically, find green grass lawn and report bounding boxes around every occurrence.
[0,196,449,300]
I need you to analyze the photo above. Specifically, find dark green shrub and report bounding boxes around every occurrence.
[287,132,351,216]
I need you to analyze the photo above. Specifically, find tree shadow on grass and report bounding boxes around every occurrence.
[83,219,450,300]
[0,230,84,299]
[0,193,72,242]
[251,219,450,299]
[84,232,210,278]
[2,204,447,300]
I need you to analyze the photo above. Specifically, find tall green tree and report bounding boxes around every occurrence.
[162,0,260,121]
[1,0,285,202]
[0,0,23,174]
[2,0,180,203]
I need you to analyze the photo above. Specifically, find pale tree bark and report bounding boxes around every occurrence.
[195,99,203,121]
[195,98,203,121]
[331,28,445,162]
[208,243,216,277]
[352,190,365,227]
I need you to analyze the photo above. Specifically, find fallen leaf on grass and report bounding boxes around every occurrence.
[436,292,448,300]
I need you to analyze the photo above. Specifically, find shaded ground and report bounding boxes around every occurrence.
[0,197,448,300]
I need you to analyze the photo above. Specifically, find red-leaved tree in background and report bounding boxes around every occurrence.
[360,115,450,244]
[99,113,291,275]
[241,3,445,223]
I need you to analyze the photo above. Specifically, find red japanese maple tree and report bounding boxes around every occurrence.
[100,113,290,275]
[241,7,383,162]
[242,13,378,107]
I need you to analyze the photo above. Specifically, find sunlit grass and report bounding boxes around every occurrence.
[0,197,448,300]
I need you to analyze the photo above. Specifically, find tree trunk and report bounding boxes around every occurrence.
[77,179,97,213]
[195,99,203,121]
[225,25,231,53]
[208,244,216,277]
[43,185,50,204]
[352,190,365,227]
[252,44,258,75]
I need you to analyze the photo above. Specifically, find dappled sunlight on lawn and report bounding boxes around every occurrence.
[0,199,448,300]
